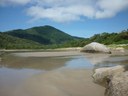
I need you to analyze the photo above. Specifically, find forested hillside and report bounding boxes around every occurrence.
[0,25,128,49]
[0,25,83,49]
[5,25,79,45]
[88,30,128,45]
[0,33,42,49]
[61,29,128,47]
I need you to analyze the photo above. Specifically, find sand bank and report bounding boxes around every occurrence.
[12,51,84,57]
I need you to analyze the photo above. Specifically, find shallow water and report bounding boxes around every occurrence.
[0,52,128,96]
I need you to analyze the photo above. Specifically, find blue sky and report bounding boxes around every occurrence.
[0,0,128,38]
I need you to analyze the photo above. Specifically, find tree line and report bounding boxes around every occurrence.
[0,29,128,49]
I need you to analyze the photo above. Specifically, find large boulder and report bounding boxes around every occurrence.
[105,71,128,96]
[93,65,125,87]
[81,42,111,54]
[93,65,128,96]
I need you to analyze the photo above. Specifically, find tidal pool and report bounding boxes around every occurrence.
[0,52,127,96]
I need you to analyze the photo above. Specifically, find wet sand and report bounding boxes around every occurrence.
[23,69,105,96]
[12,51,84,57]
[0,51,106,96]
[11,49,128,58]
[0,69,105,96]
[0,49,128,96]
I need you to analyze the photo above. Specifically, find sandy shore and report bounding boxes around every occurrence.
[12,51,84,57]
[2,69,104,96]
[8,47,128,58]
[1,47,128,96]
[0,51,105,96]
[1,49,127,96]
[22,69,105,96]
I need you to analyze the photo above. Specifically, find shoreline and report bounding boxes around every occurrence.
[8,48,128,58]
[0,46,128,57]
[0,50,105,96]
[11,51,84,57]
[1,48,128,96]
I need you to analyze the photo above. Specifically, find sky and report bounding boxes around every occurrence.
[0,0,128,38]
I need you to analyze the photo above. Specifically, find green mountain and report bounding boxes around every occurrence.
[1,25,127,49]
[0,32,42,49]
[0,25,83,49]
[5,25,79,45]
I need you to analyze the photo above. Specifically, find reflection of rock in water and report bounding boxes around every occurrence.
[85,54,128,69]
[84,54,110,65]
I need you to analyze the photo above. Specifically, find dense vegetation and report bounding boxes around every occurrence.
[5,25,80,45]
[0,25,83,49]
[59,29,128,48]
[0,33,43,49]
[0,25,128,49]
[88,30,128,45]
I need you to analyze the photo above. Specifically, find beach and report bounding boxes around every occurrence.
[0,50,107,96]
[22,69,105,96]
[0,49,128,96]
[12,51,84,57]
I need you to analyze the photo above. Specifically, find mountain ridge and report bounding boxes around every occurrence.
[1,25,127,49]
[5,25,82,45]
[0,25,84,49]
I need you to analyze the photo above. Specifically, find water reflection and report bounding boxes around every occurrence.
[0,52,128,96]
[0,55,93,70]
[0,55,70,70]
[84,54,128,69]
[84,54,110,65]
[0,54,104,96]
[65,56,92,69]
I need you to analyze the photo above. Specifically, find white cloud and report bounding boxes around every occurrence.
[95,0,128,19]
[0,0,31,6]
[26,5,95,22]
[1,0,128,22]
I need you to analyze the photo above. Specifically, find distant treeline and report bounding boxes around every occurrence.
[63,29,128,47]
[0,26,128,49]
